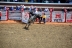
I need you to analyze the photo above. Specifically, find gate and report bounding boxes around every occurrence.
[0,10,7,20]
[66,12,72,22]
[9,10,22,20]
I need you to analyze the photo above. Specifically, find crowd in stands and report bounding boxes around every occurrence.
[0,0,72,3]
[0,5,49,12]
[0,5,70,13]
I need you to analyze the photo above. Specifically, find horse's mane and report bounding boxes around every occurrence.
[29,11,34,15]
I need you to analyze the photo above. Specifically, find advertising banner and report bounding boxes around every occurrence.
[52,11,65,22]
[22,11,29,23]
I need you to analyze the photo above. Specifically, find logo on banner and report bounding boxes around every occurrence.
[24,13,29,20]
[22,12,29,23]
[55,14,61,18]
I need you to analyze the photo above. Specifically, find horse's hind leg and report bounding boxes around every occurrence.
[24,23,28,29]
[26,23,31,30]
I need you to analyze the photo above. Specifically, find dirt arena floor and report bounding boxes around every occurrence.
[0,20,72,48]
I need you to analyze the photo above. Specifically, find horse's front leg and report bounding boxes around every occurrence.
[39,18,41,24]
[32,19,35,24]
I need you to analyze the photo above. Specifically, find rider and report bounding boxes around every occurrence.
[35,8,38,14]
[29,5,34,11]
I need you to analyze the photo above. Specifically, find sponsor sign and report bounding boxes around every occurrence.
[52,11,65,22]
[22,11,29,23]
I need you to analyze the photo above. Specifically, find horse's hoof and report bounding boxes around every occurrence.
[26,29,29,30]
[24,27,29,30]
[26,28,29,30]
[24,27,27,29]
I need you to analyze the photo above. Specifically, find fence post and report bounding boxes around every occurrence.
[64,8,67,23]
[50,8,53,22]
[6,8,9,20]
[0,11,2,21]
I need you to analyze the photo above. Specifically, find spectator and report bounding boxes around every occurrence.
[49,0,54,3]
[62,8,70,12]
[19,0,24,2]
[31,5,34,9]
[20,5,24,10]
[43,0,49,3]
[16,5,20,10]
[22,5,26,10]
[10,6,14,11]
[13,0,18,2]
[69,0,72,3]
[44,8,49,12]
[60,0,67,3]
[65,0,69,3]
[42,13,46,24]
[39,8,42,12]
[4,6,6,11]
[20,5,23,8]
[53,0,58,3]
[36,0,41,3]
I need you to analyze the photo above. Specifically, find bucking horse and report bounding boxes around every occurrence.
[24,11,41,30]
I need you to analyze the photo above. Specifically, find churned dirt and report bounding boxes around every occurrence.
[0,20,72,48]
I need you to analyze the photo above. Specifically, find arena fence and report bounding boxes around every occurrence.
[0,8,72,23]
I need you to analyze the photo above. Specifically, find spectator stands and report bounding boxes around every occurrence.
[0,0,72,3]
